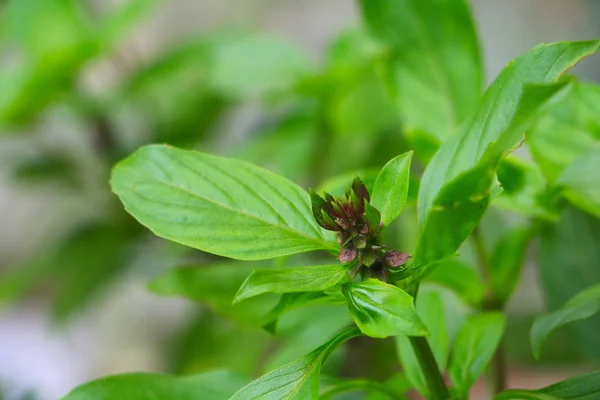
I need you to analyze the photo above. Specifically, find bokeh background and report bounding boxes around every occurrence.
[1,1,600,399]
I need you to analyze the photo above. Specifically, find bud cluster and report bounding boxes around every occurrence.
[310,177,410,281]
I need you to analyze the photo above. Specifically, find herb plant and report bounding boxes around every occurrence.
[47,0,600,399]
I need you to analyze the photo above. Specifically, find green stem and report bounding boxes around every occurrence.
[409,336,450,400]
[471,227,506,394]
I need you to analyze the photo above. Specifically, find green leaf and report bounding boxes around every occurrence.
[111,144,337,260]
[395,288,448,398]
[416,40,600,267]
[538,207,600,362]
[424,260,485,306]
[496,370,600,400]
[531,283,600,359]
[97,0,159,49]
[208,36,309,97]
[494,157,557,219]
[230,327,361,400]
[358,0,482,143]
[489,225,531,303]
[527,82,600,182]
[233,264,351,303]
[371,152,413,227]
[60,370,247,400]
[449,312,506,395]
[342,279,428,338]
[147,262,279,326]
[557,147,600,218]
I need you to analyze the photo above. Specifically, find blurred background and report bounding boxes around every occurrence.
[1,0,600,399]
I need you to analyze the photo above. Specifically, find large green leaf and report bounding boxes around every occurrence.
[527,82,600,182]
[358,0,482,143]
[496,370,600,400]
[449,312,506,395]
[424,260,485,306]
[371,152,413,227]
[233,264,351,303]
[111,145,337,260]
[531,283,600,359]
[557,147,600,218]
[230,327,361,400]
[342,279,428,338]
[60,370,247,400]
[538,207,600,362]
[416,40,600,267]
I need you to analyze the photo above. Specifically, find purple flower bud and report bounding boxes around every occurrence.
[384,251,410,267]
[339,245,358,263]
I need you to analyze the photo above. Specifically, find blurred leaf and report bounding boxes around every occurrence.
[318,169,379,198]
[169,311,270,376]
[424,260,485,306]
[371,151,412,227]
[60,370,248,400]
[230,327,361,400]
[208,36,309,98]
[10,154,78,187]
[97,0,159,48]
[531,283,600,359]
[0,222,137,322]
[449,312,506,396]
[538,207,600,362]
[494,157,557,219]
[557,147,600,218]
[234,264,351,303]
[233,113,318,181]
[342,279,428,338]
[416,41,600,267]
[358,0,482,143]
[111,145,337,260]
[319,377,407,399]
[395,287,448,398]
[147,262,278,326]
[496,370,600,400]
[489,225,531,304]
[527,82,600,182]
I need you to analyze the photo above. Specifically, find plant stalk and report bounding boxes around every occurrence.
[471,227,507,393]
[409,336,450,400]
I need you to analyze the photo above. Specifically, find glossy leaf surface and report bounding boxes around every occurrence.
[111,145,337,260]
[234,264,351,303]
[342,279,428,338]
[371,152,413,227]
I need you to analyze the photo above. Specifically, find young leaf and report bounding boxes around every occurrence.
[449,312,506,395]
[358,0,482,143]
[60,370,248,400]
[111,144,337,260]
[527,81,600,182]
[371,152,413,227]
[230,327,361,400]
[531,283,600,359]
[489,225,531,304]
[233,264,351,303]
[496,370,600,400]
[538,207,600,361]
[557,147,600,218]
[416,40,600,267]
[342,279,428,338]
